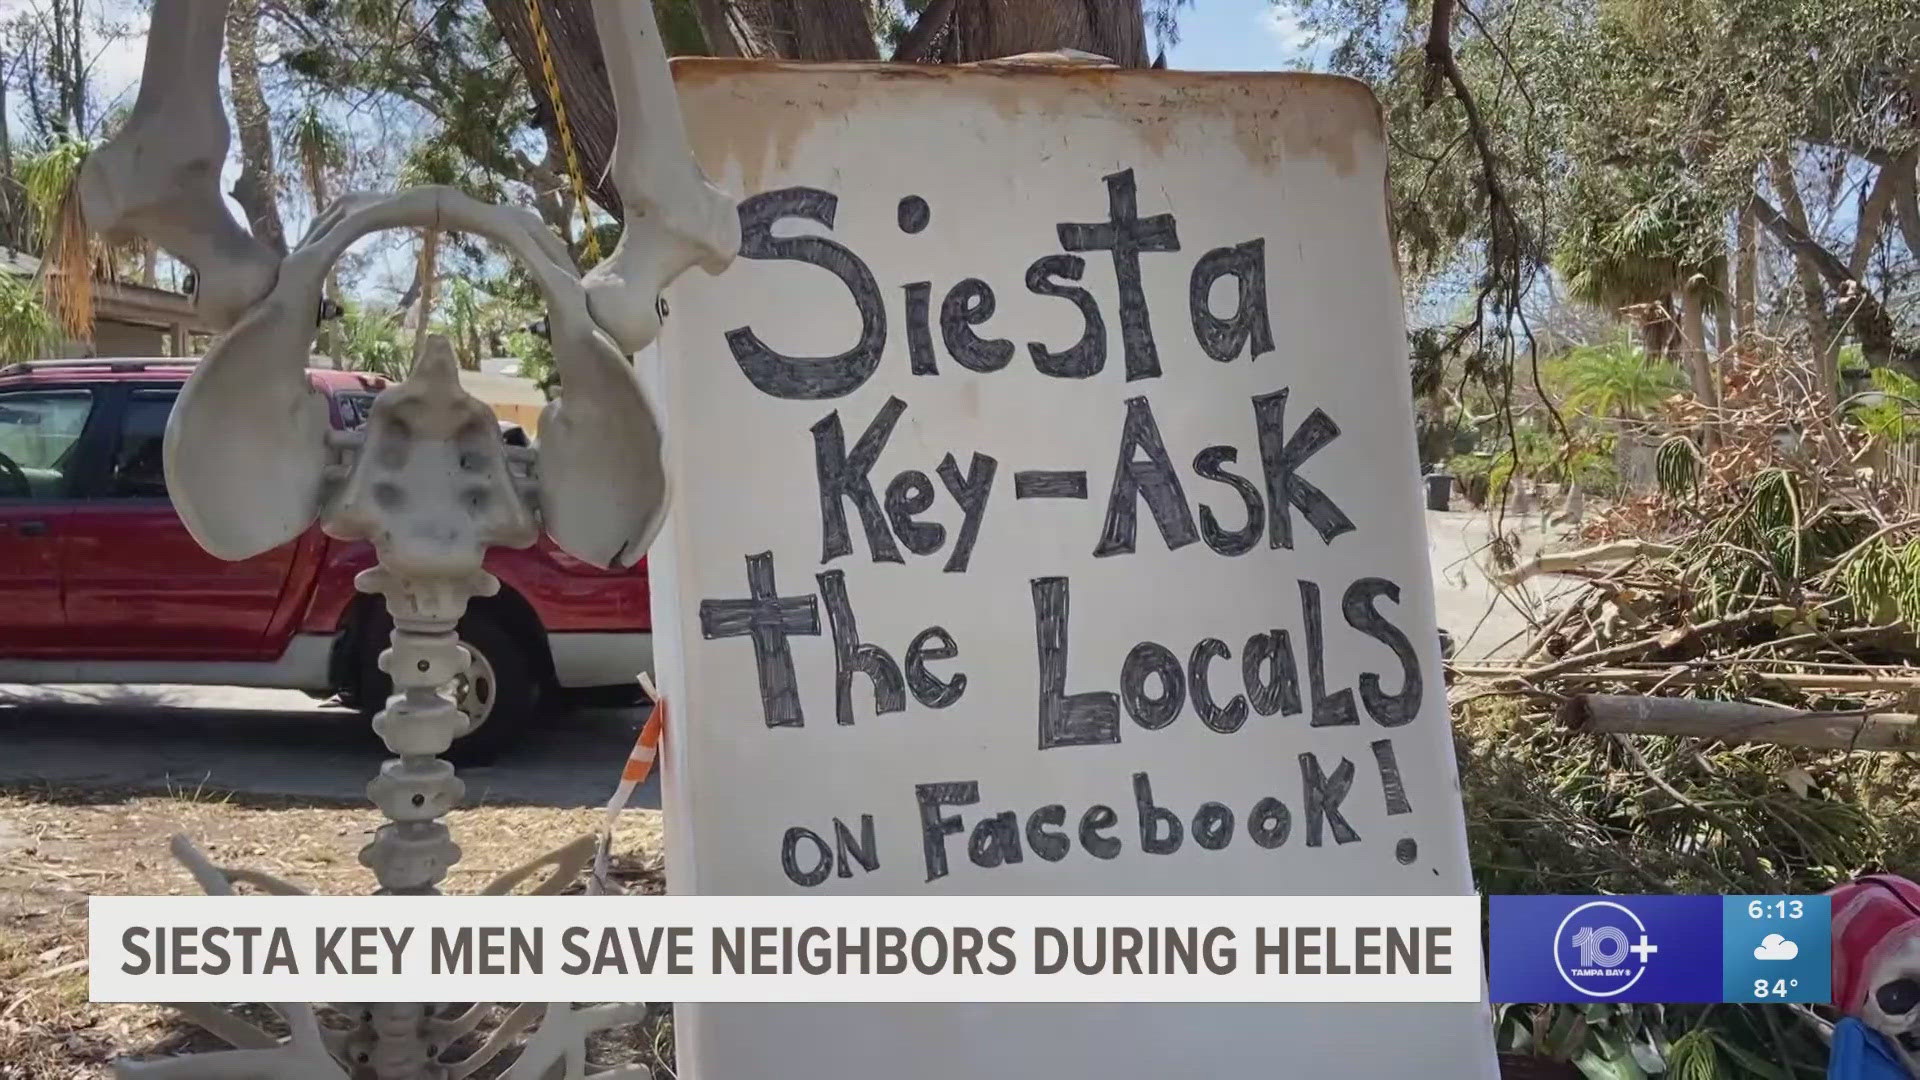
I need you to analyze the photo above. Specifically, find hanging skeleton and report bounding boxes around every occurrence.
[93,1,737,1076]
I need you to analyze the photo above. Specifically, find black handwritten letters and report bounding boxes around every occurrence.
[1030,575,1422,749]
[696,167,1438,888]
[724,169,1259,397]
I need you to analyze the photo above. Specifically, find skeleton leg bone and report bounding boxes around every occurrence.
[78,0,280,329]
[579,0,739,355]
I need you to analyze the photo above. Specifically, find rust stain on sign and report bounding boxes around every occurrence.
[670,60,1382,193]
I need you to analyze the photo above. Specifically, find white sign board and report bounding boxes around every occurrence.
[652,60,1495,1079]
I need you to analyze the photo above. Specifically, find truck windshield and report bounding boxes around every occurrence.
[337,392,375,430]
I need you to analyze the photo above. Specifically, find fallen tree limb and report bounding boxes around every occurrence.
[1492,540,1677,586]
[1452,663,1920,692]
[1516,604,1800,681]
[1557,694,1920,751]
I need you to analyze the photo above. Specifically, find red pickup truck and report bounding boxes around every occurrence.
[0,358,653,762]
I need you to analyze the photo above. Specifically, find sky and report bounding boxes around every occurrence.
[1167,0,1329,71]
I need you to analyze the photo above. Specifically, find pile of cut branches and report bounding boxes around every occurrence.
[1467,350,1920,715]
[1452,351,1920,1077]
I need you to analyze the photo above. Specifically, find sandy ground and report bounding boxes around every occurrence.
[0,789,669,1078]
[0,688,657,809]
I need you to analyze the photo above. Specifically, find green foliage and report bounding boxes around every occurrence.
[1839,536,1920,629]
[1462,691,1895,1076]
[332,304,409,379]
[506,326,555,396]
[1654,435,1700,497]
[282,0,526,206]
[398,139,504,205]
[1278,0,1920,345]
[1554,175,1726,320]
[1849,367,1920,441]
[437,276,484,370]
[1550,342,1685,419]
[0,273,61,360]
[1449,426,1620,506]
[16,137,89,247]
[653,0,710,55]
[288,103,348,210]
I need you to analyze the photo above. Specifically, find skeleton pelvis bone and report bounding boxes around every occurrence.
[163,186,676,569]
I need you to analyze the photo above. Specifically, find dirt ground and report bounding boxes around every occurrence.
[0,783,670,1079]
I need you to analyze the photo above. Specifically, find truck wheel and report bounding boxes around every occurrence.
[357,611,541,766]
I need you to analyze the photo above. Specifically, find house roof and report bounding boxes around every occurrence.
[0,248,210,331]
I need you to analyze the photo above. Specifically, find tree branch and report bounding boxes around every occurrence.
[891,0,956,62]
[1893,162,1920,262]
[1752,182,1910,372]
[1420,0,1457,106]
[1749,191,1855,288]
[480,0,621,220]
[691,0,744,57]
[1851,148,1912,279]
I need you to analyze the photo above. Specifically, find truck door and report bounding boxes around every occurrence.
[62,386,301,659]
[0,386,95,653]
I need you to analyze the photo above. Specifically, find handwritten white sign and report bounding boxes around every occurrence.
[651,60,1496,1080]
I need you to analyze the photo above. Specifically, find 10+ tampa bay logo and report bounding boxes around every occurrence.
[1490,896,1723,1003]
[1552,900,1660,997]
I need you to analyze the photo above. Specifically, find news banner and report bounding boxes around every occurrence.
[87,894,1831,1004]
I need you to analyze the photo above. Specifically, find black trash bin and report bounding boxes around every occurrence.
[1424,472,1452,511]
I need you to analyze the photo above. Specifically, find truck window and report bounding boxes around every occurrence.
[104,389,177,499]
[0,388,94,501]
[337,392,375,430]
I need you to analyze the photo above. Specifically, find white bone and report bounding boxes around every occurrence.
[78,0,280,329]
[480,834,597,895]
[443,1002,542,1080]
[166,187,671,567]
[160,1004,281,1050]
[579,0,739,355]
[323,335,539,576]
[497,1004,653,1080]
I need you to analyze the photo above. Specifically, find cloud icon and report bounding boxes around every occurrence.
[1754,934,1800,961]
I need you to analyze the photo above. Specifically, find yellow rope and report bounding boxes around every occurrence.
[524,0,602,265]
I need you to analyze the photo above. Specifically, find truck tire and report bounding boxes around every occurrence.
[357,610,541,766]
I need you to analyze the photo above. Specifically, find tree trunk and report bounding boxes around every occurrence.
[484,0,624,220]
[1734,203,1756,346]
[1754,168,1914,384]
[0,47,15,250]
[1893,166,1920,265]
[411,229,441,362]
[491,0,1153,224]
[303,160,343,358]
[46,0,86,137]
[690,0,749,56]
[225,0,288,256]
[1638,299,1677,361]
[947,0,1149,66]
[1851,149,1915,281]
[1766,156,1837,405]
[1680,286,1719,438]
[1712,276,1732,358]
[741,0,879,60]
